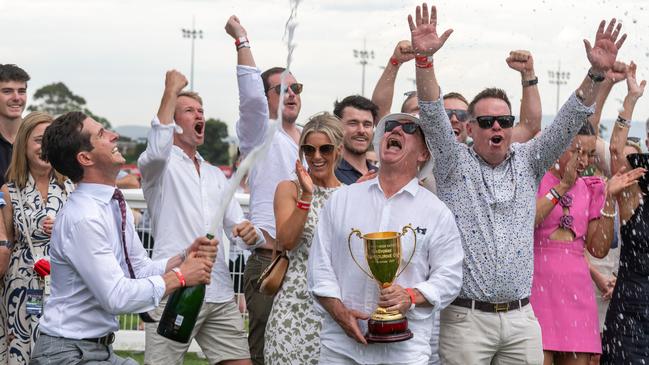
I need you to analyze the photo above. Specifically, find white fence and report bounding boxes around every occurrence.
[116,189,250,351]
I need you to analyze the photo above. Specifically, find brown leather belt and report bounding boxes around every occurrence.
[82,332,115,346]
[452,297,530,313]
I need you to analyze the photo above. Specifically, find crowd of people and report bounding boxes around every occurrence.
[0,2,647,365]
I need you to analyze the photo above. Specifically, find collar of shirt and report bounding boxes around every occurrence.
[338,158,376,172]
[75,182,117,204]
[171,144,205,165]
[367,175,420,198]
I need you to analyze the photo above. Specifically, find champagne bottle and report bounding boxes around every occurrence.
[156,234,212,343]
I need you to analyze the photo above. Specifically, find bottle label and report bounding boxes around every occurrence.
[175,314,184,327]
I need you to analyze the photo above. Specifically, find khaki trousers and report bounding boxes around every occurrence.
[439,303,543,365]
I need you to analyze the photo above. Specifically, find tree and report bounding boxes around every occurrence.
[198,118,231,165]
[28,82,112,128]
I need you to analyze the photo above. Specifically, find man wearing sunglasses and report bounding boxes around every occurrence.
[408,3,626,364]
[309,112,463,365]
[226,16,304,365]
[333,95,379,184]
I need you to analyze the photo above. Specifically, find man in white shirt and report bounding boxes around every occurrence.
[138,70,263,365]
[308,112,464,364]
[31,111,216,365]
[225,15,303,364]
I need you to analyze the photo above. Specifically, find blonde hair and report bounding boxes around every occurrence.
[6,111,67,189]
[178,91,203,105]
[298,112,344,166]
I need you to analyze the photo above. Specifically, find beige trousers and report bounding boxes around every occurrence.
[439,303,543,365]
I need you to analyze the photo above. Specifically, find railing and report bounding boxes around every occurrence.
[115,189,250,351]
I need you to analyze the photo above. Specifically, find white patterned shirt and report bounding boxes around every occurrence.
[418,92,593,303]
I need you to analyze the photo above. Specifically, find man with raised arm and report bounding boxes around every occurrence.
[408,3,625,363]
[138,70,262,365]
[225,15,303,364]
[31,111,216,365]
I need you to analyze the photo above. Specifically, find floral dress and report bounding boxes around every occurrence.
[264,184,339,365]
[0,176,73,364]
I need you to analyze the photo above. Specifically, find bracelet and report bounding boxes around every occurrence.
[600,207,616,219]
[522,77,538,87]
[545,192,558,205]
[234,36,249,47]
[615,115,631,129]
[296,200,311,211]
[415,55,432,69]
[389,57,400,66]
[588,68,606,83]
[236,43,250,50]
[549,187,561,200]
[0,240,13,249]
[172,267,186,287]
[405,288,417,310]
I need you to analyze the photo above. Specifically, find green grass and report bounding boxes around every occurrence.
[115,351,208,364]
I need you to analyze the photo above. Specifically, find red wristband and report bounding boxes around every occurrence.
[406,288,416,307]
[415,55,432,69]
[296,200,311,211]
[234,36,249,47]
[389,57,400,66]
[172,267,186,287]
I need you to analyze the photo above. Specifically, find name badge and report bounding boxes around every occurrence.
[44,275,51,296]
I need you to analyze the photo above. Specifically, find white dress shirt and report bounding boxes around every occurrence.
[39,183,167,339]
[138,117,263,303]
[236,65,301,239]
[308,177,464,364]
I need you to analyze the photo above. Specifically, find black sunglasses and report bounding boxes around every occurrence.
[268,83,303,95]
[384,120,420,134]
[446,109,469,122]
[301,144,335,157]
[473,115,515,129]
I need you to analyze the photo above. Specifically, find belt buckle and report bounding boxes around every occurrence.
[494,302,509,312]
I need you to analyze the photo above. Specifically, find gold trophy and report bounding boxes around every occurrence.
[348,224,417,343]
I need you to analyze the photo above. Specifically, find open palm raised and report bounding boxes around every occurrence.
[584,19,626,73]
[407,3,453,56]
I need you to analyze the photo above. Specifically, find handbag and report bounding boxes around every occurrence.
[258,246,289,296]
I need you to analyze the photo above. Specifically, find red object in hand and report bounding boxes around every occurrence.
[34,258,50,278]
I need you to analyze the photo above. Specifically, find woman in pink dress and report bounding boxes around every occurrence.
[531,123,637,365]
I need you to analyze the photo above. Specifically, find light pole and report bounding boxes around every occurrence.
[353,39,374,96]
[181,16,203,91]
[548,61,570,114]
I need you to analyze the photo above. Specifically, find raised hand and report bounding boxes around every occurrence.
[295,160,314,199]
[392,40,415,64]
[559,152,579,189]
[606,61,627,84]
[225,15,247,39]
[164,70,188,95]
[626,61,647,101]
[407,3,453,56]
[606,166,647,196]
[584,19,627,73]
[506,50,534,75]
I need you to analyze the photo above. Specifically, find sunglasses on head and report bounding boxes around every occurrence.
[446,109,469,122]
[268,83,303,95]
[384,120,420,134]
[301,144,335,157]
[473,115,515,129]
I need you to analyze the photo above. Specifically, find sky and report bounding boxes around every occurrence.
[2,0,649,138]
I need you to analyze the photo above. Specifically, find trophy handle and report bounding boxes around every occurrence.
[395,224,417,279]
[347,228,374,280]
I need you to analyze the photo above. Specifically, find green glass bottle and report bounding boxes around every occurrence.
[156,234,211,343]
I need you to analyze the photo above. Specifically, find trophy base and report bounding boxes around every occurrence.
[366,318,414,343]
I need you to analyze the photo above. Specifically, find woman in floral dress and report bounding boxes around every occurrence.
[0,112,73,364]
[265,113,344,364]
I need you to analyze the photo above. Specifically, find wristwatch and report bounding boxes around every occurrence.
[522,77,538,87]
[588,69,606,83]
[615,115,631,128]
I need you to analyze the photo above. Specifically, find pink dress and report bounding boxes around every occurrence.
[530,172,605,353]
